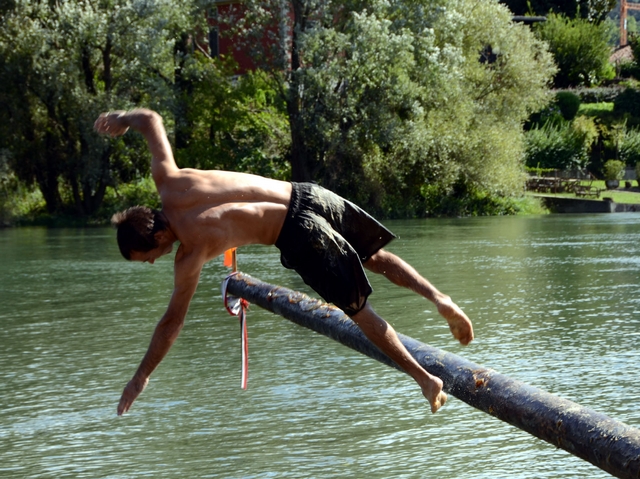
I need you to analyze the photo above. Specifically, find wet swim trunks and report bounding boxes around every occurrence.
[275,182,396,315]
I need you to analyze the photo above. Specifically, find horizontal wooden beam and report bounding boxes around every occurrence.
[225,272,640,479]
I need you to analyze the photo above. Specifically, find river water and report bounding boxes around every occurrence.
[1,214,639,479]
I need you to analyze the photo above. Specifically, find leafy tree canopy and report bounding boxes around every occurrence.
[0,0,203,215]
[534,13,615,89]
[225,0,556,216]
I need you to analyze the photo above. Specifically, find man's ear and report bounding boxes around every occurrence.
[154,229,169,243]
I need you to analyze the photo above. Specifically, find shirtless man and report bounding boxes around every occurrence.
[94,108,474,416]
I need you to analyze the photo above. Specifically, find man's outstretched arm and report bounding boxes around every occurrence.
[117,251,203,415]
[94,109,178,188]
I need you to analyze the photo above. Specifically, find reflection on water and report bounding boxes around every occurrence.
[1,215,639,478]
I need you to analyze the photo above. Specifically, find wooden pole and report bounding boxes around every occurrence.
[225,272,640,479]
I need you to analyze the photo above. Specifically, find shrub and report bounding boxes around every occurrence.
[421,181,521,217]
[527,103,564,128]
[524,118,597,169]
[527,91,582,127]
[613,87,640,126]
[97,177,161,220]
[573,86,622,103]
[620,128,640,166]
[534,14,615,88]
[555,91,581,121]
[603,159,625,180]
[630,33,640,65]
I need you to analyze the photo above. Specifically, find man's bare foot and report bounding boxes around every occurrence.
[420,375,447,413]
[435,294,474,345]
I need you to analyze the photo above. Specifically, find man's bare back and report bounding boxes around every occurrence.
[95,109,473,416]
[159,169,293,260]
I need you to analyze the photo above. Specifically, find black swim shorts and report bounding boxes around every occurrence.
[275,182,396,316]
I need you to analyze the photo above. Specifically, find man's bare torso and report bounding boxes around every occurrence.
[159,169,292,263]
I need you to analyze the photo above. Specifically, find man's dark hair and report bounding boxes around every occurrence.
[111,206,169,260]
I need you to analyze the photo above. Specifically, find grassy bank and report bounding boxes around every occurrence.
[528,180,640,204]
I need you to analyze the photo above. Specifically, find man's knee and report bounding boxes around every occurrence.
[364,249,383,270]
[364,248,396,273]
[350,302,372,321]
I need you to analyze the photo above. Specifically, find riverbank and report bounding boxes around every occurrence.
[536,194,640,213]
[529,182,640,213]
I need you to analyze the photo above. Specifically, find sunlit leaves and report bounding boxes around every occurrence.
[0,0,198,214]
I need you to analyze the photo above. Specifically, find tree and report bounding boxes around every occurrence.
[0,0,201,216]
[223,0,556,216]
[174,54,291,179]
[534,13,614,88]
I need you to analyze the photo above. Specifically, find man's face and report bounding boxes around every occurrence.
[130,243,173,264]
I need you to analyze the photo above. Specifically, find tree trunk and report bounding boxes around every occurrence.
[102,34,112,93]
[36,129,62,214]
[225,272,640,479]
[286,0,312,182]
[174,32,193,151]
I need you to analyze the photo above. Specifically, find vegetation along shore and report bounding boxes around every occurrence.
[1,0,640,226]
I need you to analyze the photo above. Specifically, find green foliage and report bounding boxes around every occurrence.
[232,0,556,217]
[0,151,46,225]
[534,14,615,88]
[524,117,598,169]
[97,177,161,220]
[613,86,640,126]
[620,128,640,166]
[421,181,523,217]
[528,90,582,127]
[573,86,622,103]
[603,159,625,180]
[555,91,581,120]
[0,0,200,216]
[630,33,640,65]
[636,161,640,180]
[175,55,291,179]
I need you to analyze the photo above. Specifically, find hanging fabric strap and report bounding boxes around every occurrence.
[221,272,250,389]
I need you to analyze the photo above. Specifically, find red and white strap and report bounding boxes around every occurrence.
[221,272,250,389]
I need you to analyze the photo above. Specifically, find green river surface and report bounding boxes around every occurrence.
[1,214,639,478]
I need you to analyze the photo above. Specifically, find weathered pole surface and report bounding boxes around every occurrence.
[226,272,640,479]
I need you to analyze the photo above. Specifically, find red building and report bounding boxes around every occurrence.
[206,2,254,73]
[206,1,291,74]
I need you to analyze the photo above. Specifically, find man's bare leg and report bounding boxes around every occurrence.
[364,249,474,345]
[350,303,447,413]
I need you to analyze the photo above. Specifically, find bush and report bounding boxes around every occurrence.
[421,181,521,217]
[630,33,640,65]
[573,86,622,103]
[97,177,161,221]
[534,14,615,88]
[603,159,625,180]
[175,56,291,179]
[613,87,640,126]
[524,118,597,169]
[527,91,581,127]
[620,128,640,166]
[527,103,564,128]
[555,91,581,121]
[618,61,640,80]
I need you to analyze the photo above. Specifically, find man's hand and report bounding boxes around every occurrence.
[117,376,149,416]
[94,111,130,138]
